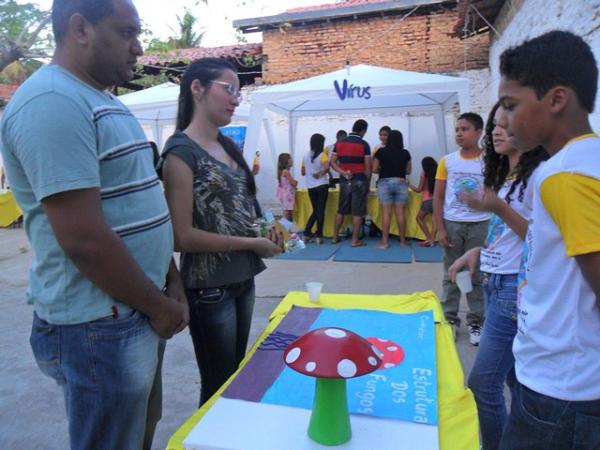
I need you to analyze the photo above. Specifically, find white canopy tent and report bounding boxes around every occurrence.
[244,64,470,169]
[119,82,276,152]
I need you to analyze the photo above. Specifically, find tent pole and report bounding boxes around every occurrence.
[433,108,448,156]
[243,103,266,165]
[290,115,301,178]
[262,117,277,172]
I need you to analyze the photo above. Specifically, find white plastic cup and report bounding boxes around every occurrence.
[306,282,323,303]
[456,271,473,294]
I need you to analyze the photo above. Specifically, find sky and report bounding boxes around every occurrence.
[24,0,338,47]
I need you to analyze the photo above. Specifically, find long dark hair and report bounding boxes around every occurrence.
[483,102,548,203]
[310,133,325,162]
[422,156,437,195]
[483,102,510,193]
[387,129,404,150]
[507,148,548,203]
[177,57,256,196]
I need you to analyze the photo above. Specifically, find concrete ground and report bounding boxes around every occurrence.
[0,228,478,449]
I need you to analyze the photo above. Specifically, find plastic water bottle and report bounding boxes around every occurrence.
[286,233,305,253]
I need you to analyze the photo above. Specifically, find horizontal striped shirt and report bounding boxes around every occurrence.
[333,133,371,174]
[0,65,173,324]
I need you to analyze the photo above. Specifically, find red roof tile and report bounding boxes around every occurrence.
[139,43,262,66]
[286,0,390,14]
[0,84,19,101]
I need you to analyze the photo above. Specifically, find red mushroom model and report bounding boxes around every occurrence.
[284,327,383,446]
[366,337,405,369]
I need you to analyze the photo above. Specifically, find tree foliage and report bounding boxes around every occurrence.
[0,1,52,74]
[144,4,206,53]
[172,7,204,49]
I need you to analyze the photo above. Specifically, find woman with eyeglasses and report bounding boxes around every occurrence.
[161,58,281,406]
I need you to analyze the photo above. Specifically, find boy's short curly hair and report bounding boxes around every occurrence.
[500,31,598,112]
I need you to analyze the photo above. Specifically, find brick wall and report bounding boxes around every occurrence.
[488,0,600,130]
[261,5,489,84]
[0,84,19,103]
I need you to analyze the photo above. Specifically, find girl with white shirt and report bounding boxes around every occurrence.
[449,103,548,450]
[301,133,330,244]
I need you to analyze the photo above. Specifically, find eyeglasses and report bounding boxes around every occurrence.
[210,80,242,101]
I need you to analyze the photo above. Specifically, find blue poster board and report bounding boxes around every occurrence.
[261,308,438,425]
[220,126,247,152]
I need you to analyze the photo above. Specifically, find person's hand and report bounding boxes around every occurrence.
[461,188,504,214]
[438,228,453,248]
[149,296,189,339]
[448,247,481,282]
[164,275,189,335]
[252,237,282,258]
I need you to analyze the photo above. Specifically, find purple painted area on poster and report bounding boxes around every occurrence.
[222,306,321,401]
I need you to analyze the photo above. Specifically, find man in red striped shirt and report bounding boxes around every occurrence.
[330,119,372,246]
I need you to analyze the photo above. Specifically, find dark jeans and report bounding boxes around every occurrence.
[304,184,329,238]
[499,381,600,450]
[186,278,255,406]
[468,273,518,450]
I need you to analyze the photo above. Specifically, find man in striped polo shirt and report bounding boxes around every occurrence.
[330,119,372,246]
[0,1,188,448]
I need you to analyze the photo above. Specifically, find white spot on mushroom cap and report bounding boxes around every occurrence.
[368,356,378,366]
[306,361,316,372]
[387,346,399,351]
[384,363,395,369]
[377,338,388,342]
[324,328,347,338]
[371,345,384,359]
[337,359,357,378]
[286,347,301,364]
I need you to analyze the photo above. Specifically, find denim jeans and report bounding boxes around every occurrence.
[378,177,408,204]
[499,381,600,450]
[468,273,518,450]
[186,278,255,406]
[30,310,162,450]
[442,219,488,326]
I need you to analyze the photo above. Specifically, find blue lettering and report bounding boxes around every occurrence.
[363,86,371,100]
[334,79,372,101]
[334,79,348,100]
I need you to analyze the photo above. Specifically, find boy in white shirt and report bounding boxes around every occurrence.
[433,113,490,345]
[496,30,600,450]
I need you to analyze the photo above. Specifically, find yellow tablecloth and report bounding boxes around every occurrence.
[167,291,479,450]
[293,188,433,240]
[0,191,22,227]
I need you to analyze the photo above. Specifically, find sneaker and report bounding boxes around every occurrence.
[469,324,482,346]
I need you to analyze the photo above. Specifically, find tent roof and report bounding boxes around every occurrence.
[119,82,180,108]
[252,64,469,114]
[118,82,250,122]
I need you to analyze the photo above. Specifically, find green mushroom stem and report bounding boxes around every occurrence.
[307,377,352,446]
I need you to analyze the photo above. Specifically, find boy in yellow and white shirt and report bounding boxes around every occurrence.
[497,31,600,450]
[433,112,490,345]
